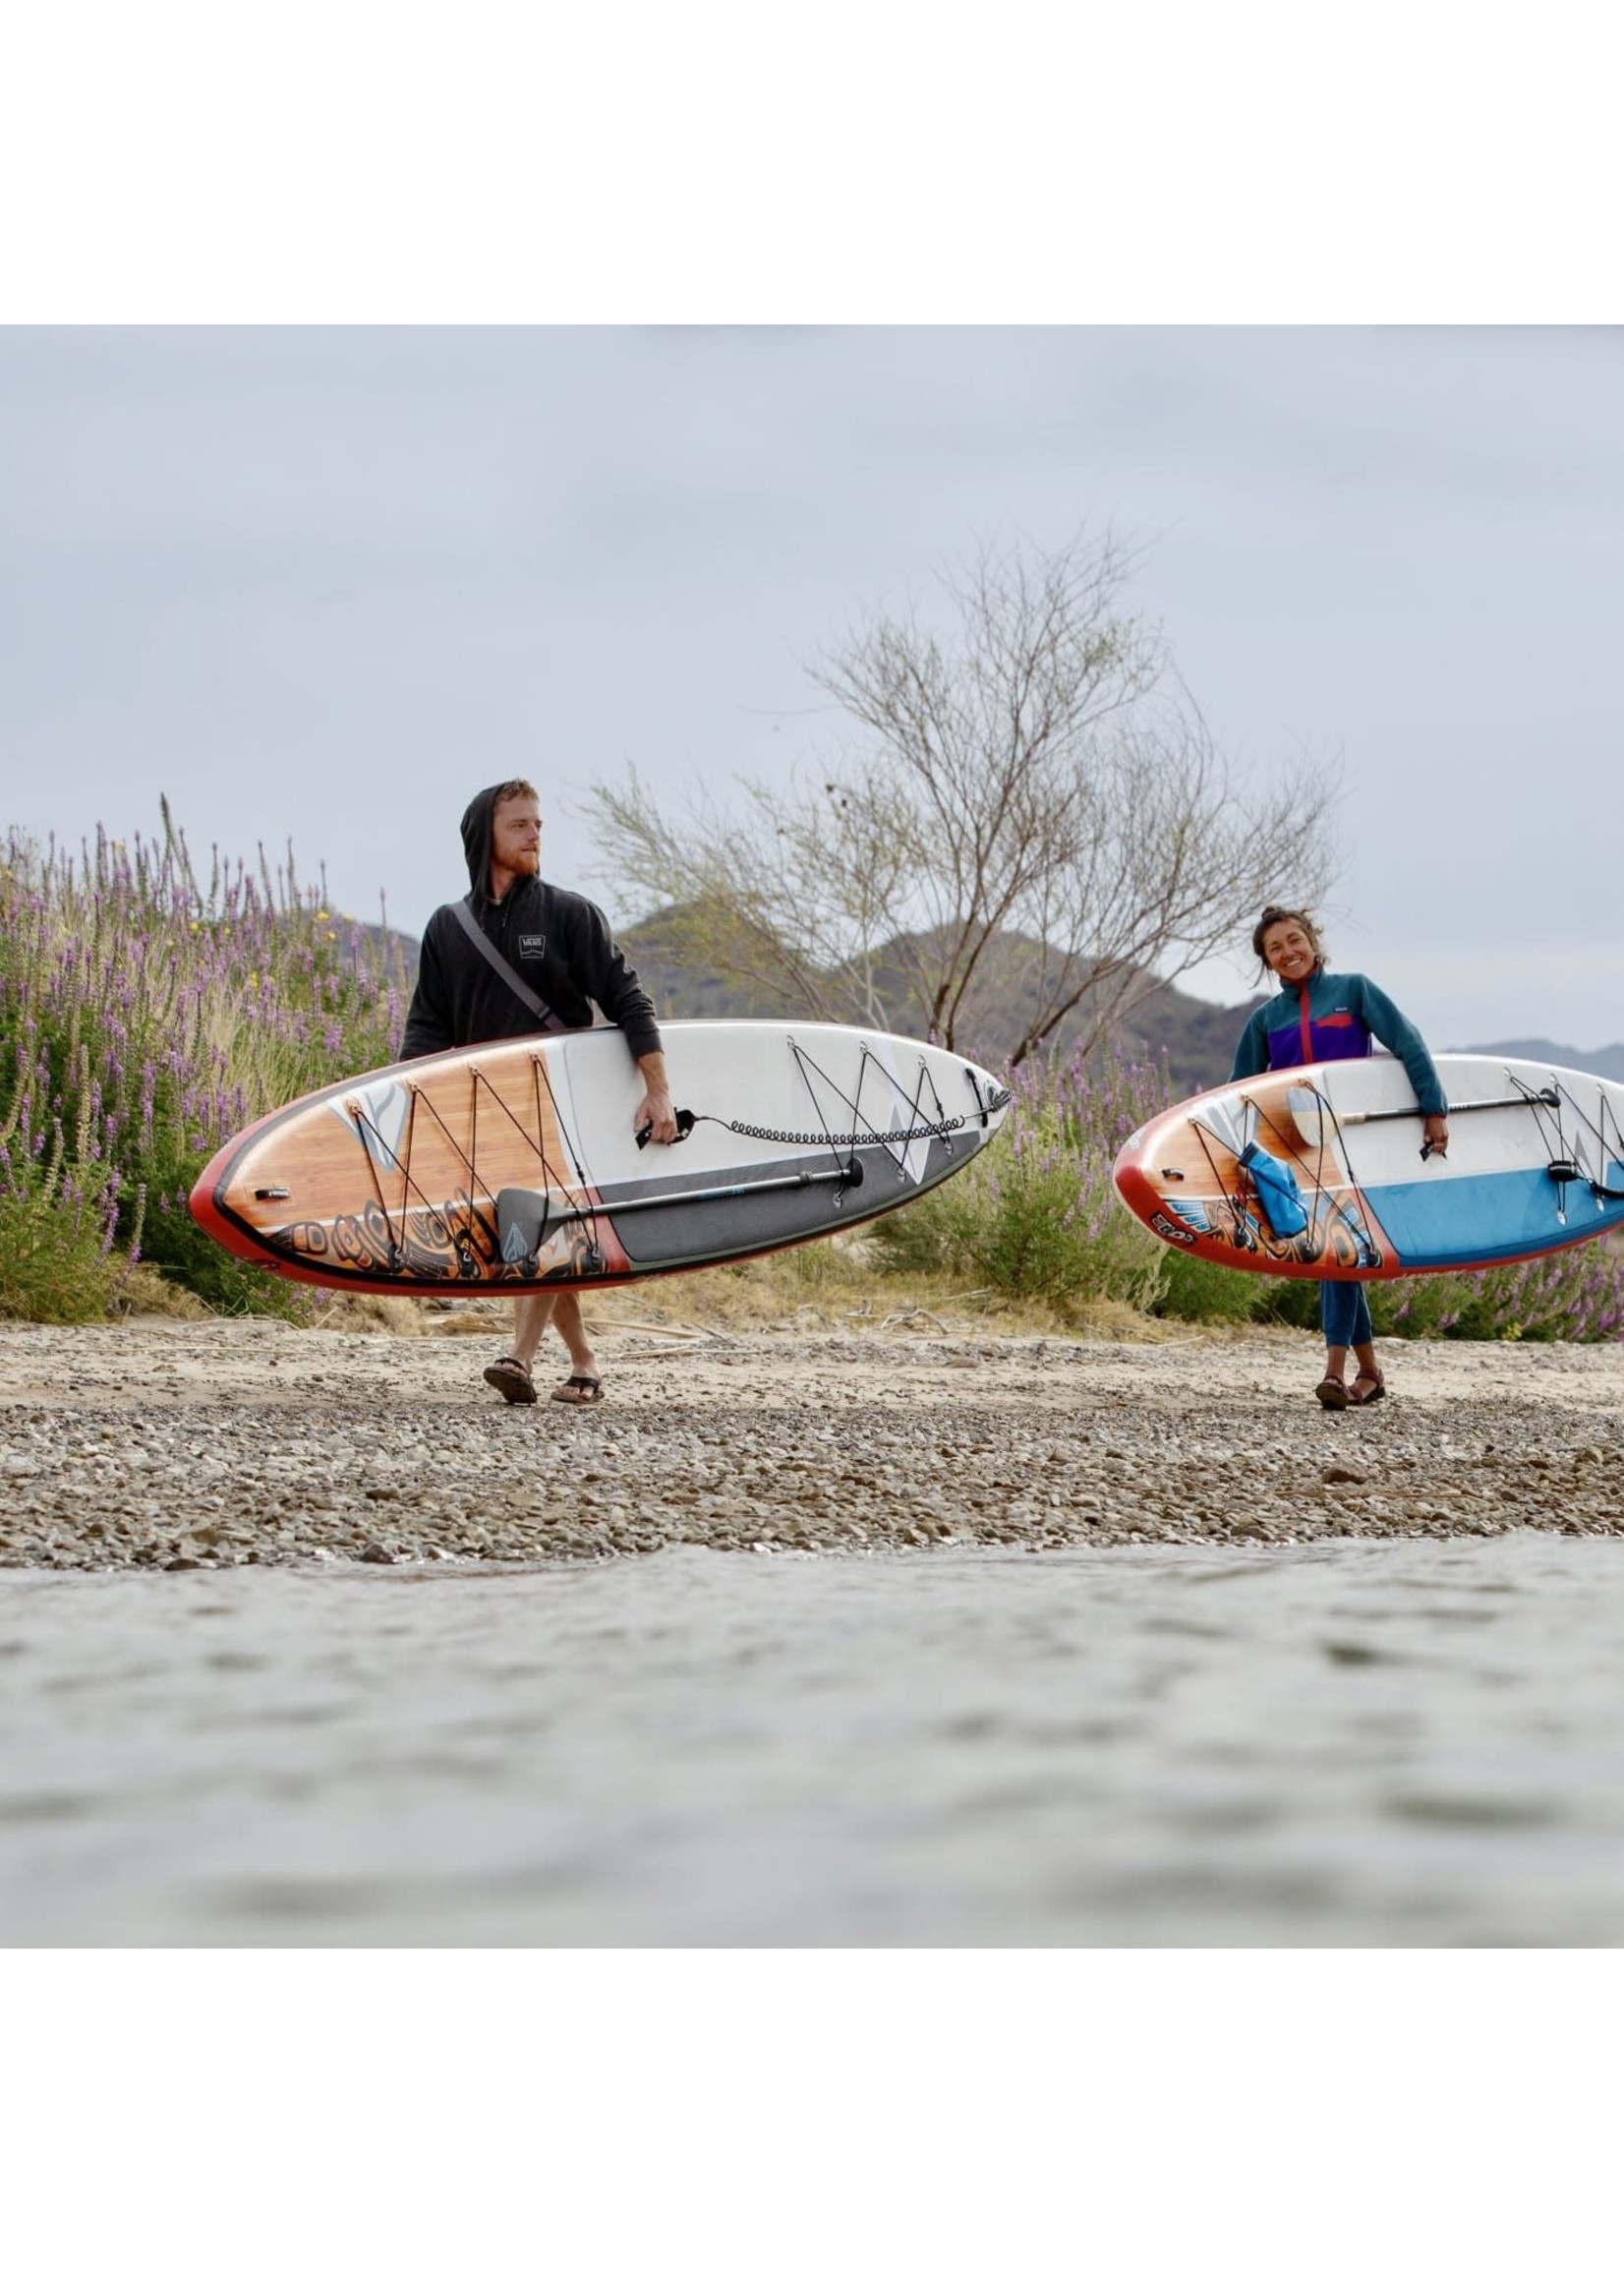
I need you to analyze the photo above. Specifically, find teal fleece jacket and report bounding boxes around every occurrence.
[1230,967,1448,1118]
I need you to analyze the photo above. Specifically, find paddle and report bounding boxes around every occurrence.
[1286,1085,1559,1151]
[1283,1081,1624,1194]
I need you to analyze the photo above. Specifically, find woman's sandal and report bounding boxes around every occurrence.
[1314,1375,1350,1411]
[483,1354,538,1406]
[551,1373,604,1407]
[1349,1370,1387,1407]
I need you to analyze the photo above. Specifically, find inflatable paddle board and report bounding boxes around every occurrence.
[190,1019,1011,1297]
[1114,1053,1624,1279]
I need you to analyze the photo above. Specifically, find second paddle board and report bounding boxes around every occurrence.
[1114,1053,1624,1278]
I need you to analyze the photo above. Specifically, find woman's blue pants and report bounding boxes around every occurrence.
[1320,1278,1373,1349]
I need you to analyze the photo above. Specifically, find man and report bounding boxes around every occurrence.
[401,779,677,1406]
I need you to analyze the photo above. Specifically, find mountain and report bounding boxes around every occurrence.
[333,919,419,987]
[378,904,1624,1096]
[1109,983,1264,1095]
[616,909,1262,1093]
[1457,1038,1624,1082]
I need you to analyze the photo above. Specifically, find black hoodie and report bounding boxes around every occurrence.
[400,785,664,1063]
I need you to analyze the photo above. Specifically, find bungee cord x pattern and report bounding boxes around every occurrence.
[340,1040,1006,1276]
[679,1042,1008,1162]
[1508,1073,1624,1215]
[1189,1089,1382,1267]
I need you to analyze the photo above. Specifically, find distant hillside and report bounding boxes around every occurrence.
[372,910,1624,1096]
[617,909,1261,1093]
[1107,983,1263,1095]
[1459,1037,1624,1082]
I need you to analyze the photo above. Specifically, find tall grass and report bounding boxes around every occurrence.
[0,809,408,1316]
[0,1042,147,1321]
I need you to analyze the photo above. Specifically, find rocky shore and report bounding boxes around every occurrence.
[3,1311,1622,1570]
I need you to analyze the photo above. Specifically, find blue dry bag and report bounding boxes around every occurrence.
[1237,1140,1309,1239]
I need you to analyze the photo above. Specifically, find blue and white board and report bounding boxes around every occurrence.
[1114,1054,1624,1279]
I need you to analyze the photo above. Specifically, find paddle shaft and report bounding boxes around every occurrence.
[1299,1089,1558,1131]
[540,1162,859,1228]
[1284,1084,1624,1189]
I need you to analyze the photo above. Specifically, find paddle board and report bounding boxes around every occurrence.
[1114,1053,1624,1279]
[190,1019,1011,1297]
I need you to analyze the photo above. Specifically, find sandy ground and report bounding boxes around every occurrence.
[2,1306,1622,1569]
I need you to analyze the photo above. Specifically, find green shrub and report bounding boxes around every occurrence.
[1245,1243,1624,1344]
[868,1179,960,1276]
[870,1050,1171,1312]
[1252,1278,1325,1333]
[1151,1249,1270,1323]
[1369,1242,1624,1342]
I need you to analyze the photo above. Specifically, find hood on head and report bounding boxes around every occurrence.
[460,785,507,901]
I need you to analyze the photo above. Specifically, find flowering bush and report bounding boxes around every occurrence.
[0,811,408,1316]
[1251,1241,1624,1342]
[8,817,1624,1350]
[1369,1242,1624,1342]
[0,1043,146,1322]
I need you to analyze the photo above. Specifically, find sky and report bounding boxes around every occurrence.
[4,322,1621,1051]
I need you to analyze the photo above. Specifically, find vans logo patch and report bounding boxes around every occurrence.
[517,933,547,959]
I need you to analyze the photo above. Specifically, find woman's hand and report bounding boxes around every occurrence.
[1422,1112,1450,1158]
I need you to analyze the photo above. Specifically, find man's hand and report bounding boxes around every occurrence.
[635,1053,678,1145]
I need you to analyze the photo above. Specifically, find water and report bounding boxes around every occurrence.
[4,1535,1624,1945]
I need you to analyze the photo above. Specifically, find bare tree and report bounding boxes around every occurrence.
[582,530,1337,1063]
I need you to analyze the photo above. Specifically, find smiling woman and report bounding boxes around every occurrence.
[1231,903,1450,1411]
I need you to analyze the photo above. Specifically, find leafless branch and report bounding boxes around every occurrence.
[581,530,1339,1062]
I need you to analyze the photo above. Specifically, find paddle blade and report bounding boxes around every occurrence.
[1287,1083,1331,1147]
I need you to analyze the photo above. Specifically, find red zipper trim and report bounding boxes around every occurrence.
[1298,980,1314,1066]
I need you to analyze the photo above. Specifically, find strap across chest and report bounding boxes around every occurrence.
[450,897,564,1032]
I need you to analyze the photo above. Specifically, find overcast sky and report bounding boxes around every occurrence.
[3,324,1620,1049]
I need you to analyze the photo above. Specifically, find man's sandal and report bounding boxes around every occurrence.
[1314,1375,1350,1411]
[483,1355,538,1406]
[551,1374,604,1407]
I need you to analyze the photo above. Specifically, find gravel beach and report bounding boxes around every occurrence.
[4,1307,1623,1569]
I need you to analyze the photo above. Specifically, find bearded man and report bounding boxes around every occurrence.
[401,779,677,1405]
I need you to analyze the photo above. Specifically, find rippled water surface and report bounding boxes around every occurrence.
[5,1536,1624,1945]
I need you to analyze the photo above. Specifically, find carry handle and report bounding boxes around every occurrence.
[635,1107,697,1150]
